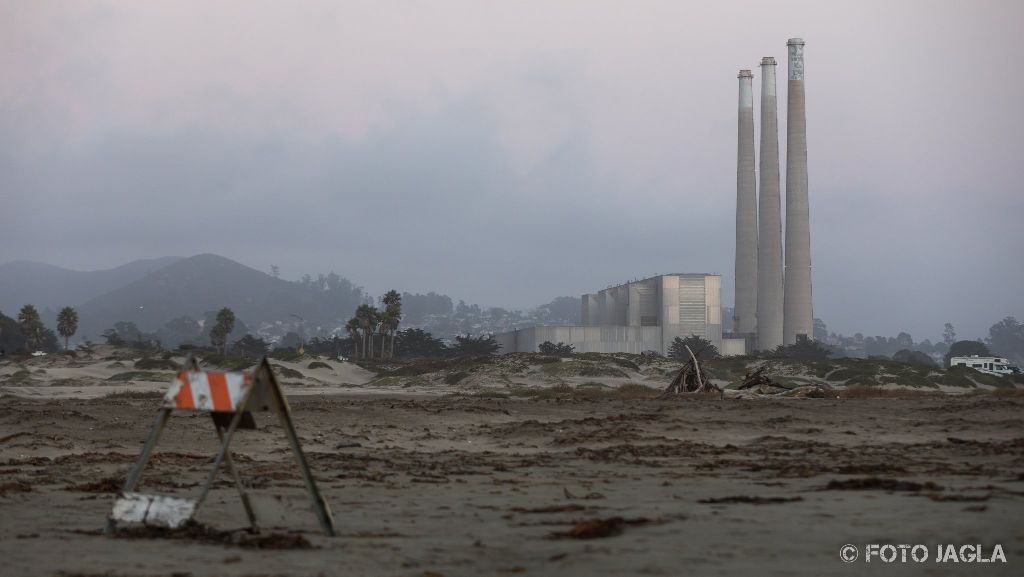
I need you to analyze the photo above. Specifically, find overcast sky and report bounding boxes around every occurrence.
[2,0,1022,342]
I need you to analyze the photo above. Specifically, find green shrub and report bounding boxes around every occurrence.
[527,355,562,365]
[8,369,34,383]
[135,357,180,371]
[200,354,255,372]
[542,361,627,378]
[538,341,575,355]
[579,365,628,378]
[575,353,640,371]
[272,365,304,379]
[269,348,303,362]
[444,371,469,385]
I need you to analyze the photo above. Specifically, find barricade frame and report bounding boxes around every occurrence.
[103,356,336,536]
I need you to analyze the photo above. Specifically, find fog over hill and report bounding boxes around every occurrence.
[0,256,182,316]
[73,254,366,341]
[0,253,579,346]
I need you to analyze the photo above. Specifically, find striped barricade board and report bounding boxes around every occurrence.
[163,370,252,412]
[105,356,336,536]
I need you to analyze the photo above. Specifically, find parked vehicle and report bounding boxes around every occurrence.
[949,355,1019,377]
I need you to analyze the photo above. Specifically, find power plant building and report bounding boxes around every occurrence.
[495,274,746,356]
[495,38,813,358]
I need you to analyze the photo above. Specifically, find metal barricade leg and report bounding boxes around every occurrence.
[214,423,260,533]
[103,408,173,535]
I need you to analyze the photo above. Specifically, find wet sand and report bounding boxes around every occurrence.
[1,393,1022,576]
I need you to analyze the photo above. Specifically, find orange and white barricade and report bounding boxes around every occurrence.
[105,356,335,536]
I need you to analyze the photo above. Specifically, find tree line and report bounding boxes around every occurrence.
[345,290,402,360]
[0,304,78,355]
[818,317,1024,368]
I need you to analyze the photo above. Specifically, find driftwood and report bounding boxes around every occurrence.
[735,365,834,397]
[737,366,776,390]
[663,345,722,396]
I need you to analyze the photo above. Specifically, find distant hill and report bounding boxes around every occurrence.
[4,252,584,345]
[74,254,365,340]
[0,256,182,316]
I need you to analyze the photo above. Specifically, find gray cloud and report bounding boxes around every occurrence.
[2,0,1022,341]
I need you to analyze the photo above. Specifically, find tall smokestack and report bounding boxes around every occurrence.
[734,69,758,336]
[756,57,784,351]
[783,38,813,345]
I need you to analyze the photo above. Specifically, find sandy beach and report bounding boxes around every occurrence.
[1,363,1022,577]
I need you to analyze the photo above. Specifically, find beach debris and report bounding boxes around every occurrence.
[65,478,121,493]
[736,366,785,393]
[821,477,944,492]
[547,517,655,540]
[563,487,605,500]
[780,384,833,398]
[0,480,33,495]
[698,495,803,505]
[922,493,990,502]
[113,522,316,549]
[550,517,624,539]
[511,504,588,514]
[732,366,834,398]
[663,345,721,395]
[112,492,196,529]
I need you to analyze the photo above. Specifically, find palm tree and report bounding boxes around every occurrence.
[345,318,361,358]
[210,307,236,355]
[372,319,381,359]
[370,307,384,359]
[383,315,396,359]
[382,290,402,359]
[355,304,379,359]
[56,306,78,350]
[17,304,45,352]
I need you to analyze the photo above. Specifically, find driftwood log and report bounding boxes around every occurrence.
[737,366,776,390]
[663,345,722,396]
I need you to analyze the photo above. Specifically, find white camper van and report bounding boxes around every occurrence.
[949,355,1018,377]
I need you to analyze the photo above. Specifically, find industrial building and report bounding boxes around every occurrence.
[496,38,813,357]
[495,274,746,356]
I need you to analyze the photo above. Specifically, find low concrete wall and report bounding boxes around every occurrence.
[495,326,664,354]
[495,326,746,356]
[721,338,748,357]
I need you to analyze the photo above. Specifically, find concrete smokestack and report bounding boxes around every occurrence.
[783,38,813,345]
[756,57,784,351]
[734,69,758,336]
